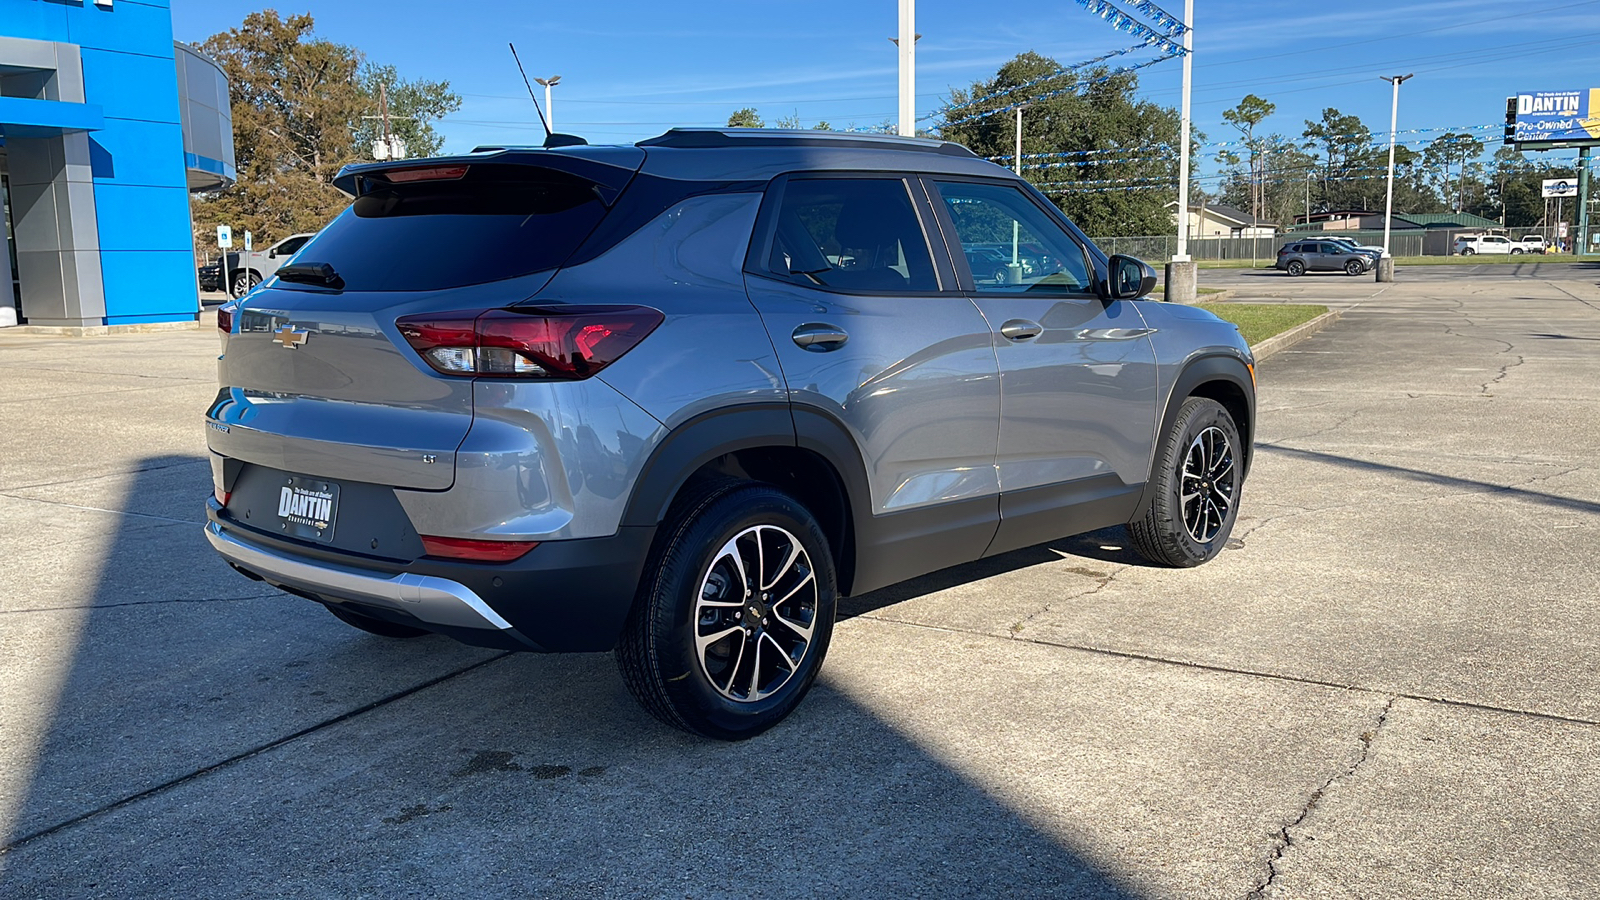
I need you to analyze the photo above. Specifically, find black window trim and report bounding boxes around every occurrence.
[742,170,962,297]
[919,173,1099,299]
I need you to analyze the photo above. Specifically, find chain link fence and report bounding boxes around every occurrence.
[1088,227,1581,263]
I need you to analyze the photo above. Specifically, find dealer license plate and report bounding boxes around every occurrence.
[275,476,339,543]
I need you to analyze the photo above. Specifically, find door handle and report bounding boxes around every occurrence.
[1000,319,1043,342]
[792,323,849,351]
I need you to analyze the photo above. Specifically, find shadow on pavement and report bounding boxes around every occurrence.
[1,457,1141,898]
[1258,444,1599,515]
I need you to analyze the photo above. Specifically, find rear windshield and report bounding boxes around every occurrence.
[290,164,607,291]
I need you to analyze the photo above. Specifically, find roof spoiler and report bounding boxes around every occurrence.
[331,146,644,204]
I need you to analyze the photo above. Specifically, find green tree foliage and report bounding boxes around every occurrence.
[1301,108,1383,210]
[1423,132,1486,213]
[190,11,462,249]
[1220,94,1275,221]
[727,108,832,130]
[354,64,462,160]
[938,52,1184,237]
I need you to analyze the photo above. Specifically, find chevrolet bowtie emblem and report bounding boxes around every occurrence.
[272,325,309,349]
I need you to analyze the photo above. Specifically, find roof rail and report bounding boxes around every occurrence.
[638,127,978,158]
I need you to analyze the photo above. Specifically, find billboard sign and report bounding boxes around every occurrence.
[1512,90,1600,146]
[1542,178,1579,198]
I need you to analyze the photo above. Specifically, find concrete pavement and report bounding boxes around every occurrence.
[1,266,1596,898]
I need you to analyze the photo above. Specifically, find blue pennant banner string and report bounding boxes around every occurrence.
[1074,0,1188,53]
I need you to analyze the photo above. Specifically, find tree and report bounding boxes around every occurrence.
[1302,108,1380,211]
[727,108,763,128]
[353,64,461,160]
[1423,132,1486,213]
[938,52,1185,237]
[1220,94,1275,223]
[190,11,462,247]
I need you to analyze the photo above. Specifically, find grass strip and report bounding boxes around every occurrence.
[1196,303,1328,346]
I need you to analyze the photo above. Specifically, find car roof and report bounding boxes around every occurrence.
[633,128,1007,181]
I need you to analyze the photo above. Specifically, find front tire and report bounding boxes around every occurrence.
[1344,259,1364,276]
[616,481,837,740]
[1128,397,1243,568]
[1286,260,1305,277]
[231,271,262,297]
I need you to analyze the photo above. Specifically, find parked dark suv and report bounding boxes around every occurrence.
[206,129,1255,738]
[1275,239,1371,276]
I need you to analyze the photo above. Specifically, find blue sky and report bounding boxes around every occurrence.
[169,0,1600,172]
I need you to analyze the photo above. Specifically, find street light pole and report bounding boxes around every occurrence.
[1165,0,1197,303]
[897,0,915,136]
[534,75,562,132]
[1378,73,1413,282]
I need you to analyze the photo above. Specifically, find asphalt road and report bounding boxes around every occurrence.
[1,268,1597,898]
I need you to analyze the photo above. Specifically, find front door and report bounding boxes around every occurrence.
[925,177,1159,556]
[743,175,1001,589]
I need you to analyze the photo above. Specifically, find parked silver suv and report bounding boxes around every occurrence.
[206,129,1255,738]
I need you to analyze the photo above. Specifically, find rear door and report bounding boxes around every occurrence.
[208,156,641,493]
[924,177,1158,556]
[742,174,1001,574]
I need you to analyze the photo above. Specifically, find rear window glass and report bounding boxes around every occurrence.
[290,164,607,291]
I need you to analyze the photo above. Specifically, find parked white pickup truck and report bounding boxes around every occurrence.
[1454,234,1516,255]
[1513,235,1548,254]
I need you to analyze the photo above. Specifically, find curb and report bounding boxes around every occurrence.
[0,320,201,337]
[1249,307,1344,362]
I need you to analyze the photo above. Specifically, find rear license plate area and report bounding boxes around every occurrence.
[275,476,340,543]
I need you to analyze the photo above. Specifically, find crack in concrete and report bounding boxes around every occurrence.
[1247,697,1397,900]
[1007,564,1127,637]
[0,594,281,615]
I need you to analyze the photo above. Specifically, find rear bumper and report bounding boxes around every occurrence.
[205,502,656,652]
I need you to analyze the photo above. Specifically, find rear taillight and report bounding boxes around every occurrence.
[217,304,234,333]
[420,535,539,562]
[396,306,664,379]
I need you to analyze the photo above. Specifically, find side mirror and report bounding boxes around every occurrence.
[1105,254,1158,301]
[267,249,278,259]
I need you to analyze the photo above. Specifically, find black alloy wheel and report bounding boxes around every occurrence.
[616,481,837,740]
[1344,259,1364,276]
[1128,396,1243,567]
[1286,259,1306,277]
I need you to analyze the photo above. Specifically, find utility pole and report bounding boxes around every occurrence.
[1377,72,1413,282]
[896,0,915,136]
[1165,0,1196,303]
[1579,146,1592,256]
[535,75,561,133]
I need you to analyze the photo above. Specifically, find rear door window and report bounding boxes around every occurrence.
[762,177,939,292]
[290,164,609,291]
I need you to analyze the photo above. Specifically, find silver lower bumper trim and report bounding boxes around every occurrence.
[205,522,513,631]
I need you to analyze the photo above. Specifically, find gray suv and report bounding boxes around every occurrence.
[1275,239,1371,276]
[205,129,1255,739]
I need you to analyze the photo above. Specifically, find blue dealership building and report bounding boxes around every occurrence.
[1,0,233,329]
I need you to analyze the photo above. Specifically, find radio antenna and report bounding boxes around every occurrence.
[508,43,552,138]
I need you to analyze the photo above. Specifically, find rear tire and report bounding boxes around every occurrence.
[324,603,429,638]
[1511,248,1523,255]
[1461,248,1475,256]
[616,481,837,740]
[1286,260,1305,277]
[1128,397,1243,568]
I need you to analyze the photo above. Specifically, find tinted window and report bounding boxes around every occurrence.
[291,164,608,291]
[933,181,1092,293]
[765,178,938,292]
[277,235,310,255]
